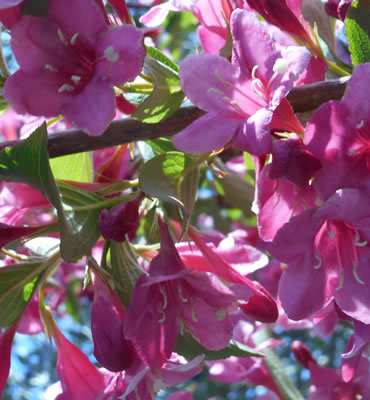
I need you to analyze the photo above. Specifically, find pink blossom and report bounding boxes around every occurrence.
[269,188,370,323]
[124,217,252,368]
[325,0,353,21]
[4,0,145,135]
[306,63,370,201]
[173,9,310,155]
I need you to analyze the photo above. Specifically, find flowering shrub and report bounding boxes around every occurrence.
[0,0,369,399]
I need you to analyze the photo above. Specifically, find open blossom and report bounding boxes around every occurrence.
[124,217,252,368]
[269,188,370,323]
[173,9,310,155]
[4,0,145,135]
[306,63,370,201]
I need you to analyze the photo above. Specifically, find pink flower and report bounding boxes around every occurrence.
[173,9,310,155]
[325,0,353,21]
[124,217,252,368]
[306,63,370,201]
[4,0,145,135]
[269,188,370,323]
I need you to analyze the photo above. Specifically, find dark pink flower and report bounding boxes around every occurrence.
[306,63,370,200]
[269,188,370,323]
[173,9,310,155]
[124,217,252,368]
[325,0,353,21]
[4,0,145,135]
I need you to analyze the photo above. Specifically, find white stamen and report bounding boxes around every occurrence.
[71,75,81,84]
[353,261,365,285]
[354,232,368,247]
[158,309,166,323]
[70,32,79,45]
[251,65,259,80]
[313,252,322,269]
[356,120,365,129]
[159,285,167,310]
[177,285,188,303]
[58,83,74,93]
[104,46,120,63]
[215,70,233,89]
[335,269,344,291]
[45,64,58,72]
[57,29,68,46]
[273,58,289,74]
[191,301,198,322]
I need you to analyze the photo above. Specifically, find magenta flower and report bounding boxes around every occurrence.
[124,217,252,368]
[269,188,370,323]
[306,63,370,201]
[173,9,310,155]
[4,0,145,135]
[325,0,353,21]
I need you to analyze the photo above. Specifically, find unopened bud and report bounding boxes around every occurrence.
[291,340,316,369]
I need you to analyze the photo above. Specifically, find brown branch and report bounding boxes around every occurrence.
[0,77,349,158]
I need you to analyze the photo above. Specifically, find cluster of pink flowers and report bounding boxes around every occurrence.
[0,0,369,399]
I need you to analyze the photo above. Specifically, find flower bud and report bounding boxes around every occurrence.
[291,340,316,369]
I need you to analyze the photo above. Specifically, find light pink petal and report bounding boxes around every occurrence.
[179,54,240,113]
[231,9,277,78]
[233,108,272,155]
[173,111,240,153]
[139,3,172,27]
[9,16,71,72]
[4,69,70,117]
[62,77,115,135]
[95,25,145,85]
[197,25,226,55]
[0,0,22,7]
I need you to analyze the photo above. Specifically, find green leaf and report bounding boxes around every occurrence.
[132,52,184,123]
[175,332,265,360]
[346,0,370,66]
[146,46,179,72]
[0,124,121,262]
[0,262,48,327]
[139,151,193,209]
[50,152,93,183]
[137,138,177,162]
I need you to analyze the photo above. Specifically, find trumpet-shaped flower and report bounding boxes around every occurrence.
[173,9,310,155]
[4,0,145,135]
[269,188,370,323]
[124,217,252,368]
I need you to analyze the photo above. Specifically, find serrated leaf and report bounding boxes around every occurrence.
[346,0,370,66]
[132,54,184,123]
[175,332,264,360]
[0,262,48,327]
[139,151,193,208]
[50,152,93,183]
